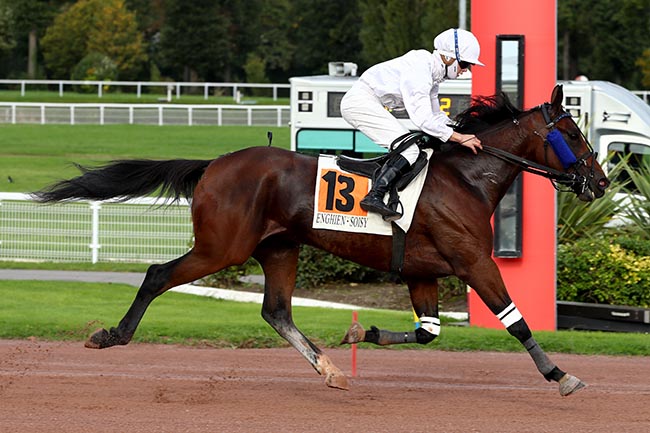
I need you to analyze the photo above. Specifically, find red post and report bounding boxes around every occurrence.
[351,310,358,377]
[469,0,558,331]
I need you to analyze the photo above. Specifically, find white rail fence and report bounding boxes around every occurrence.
[0,193,193,264]
[0,79,291,101]
[0,102,290,126]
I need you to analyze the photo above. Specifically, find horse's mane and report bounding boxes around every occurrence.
[453,92,523,134]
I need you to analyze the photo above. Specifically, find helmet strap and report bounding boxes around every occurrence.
[453,28,461,62]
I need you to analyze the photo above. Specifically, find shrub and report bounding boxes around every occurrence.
[296,245,390,288]
[71,52,118,92]
[199,258,261,288]
[557,237,650,307]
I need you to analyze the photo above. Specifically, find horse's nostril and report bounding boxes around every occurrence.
[598,178,609,189]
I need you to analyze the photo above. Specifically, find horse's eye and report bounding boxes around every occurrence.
[569,132,579,140]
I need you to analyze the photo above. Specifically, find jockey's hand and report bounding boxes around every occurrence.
[451,132,483,154]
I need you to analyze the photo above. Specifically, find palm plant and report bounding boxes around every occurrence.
[557,157,628,244]
[619,157,650,239]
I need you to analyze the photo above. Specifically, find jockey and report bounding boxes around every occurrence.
[340,28,484,221]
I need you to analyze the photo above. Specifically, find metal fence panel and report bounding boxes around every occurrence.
[0,194,193,263]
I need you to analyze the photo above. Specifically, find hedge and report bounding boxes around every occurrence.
[557,236,650,307]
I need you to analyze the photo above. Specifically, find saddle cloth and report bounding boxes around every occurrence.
[312,149,432,236]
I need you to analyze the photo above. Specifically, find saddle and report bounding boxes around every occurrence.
[334,132,443,273]
[336,132,441,215]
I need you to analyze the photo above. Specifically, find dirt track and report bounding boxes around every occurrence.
[1,339,649,433]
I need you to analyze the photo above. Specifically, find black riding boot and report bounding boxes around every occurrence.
[360,154,411,221]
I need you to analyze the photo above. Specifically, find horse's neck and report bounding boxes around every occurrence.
[452,127,529,211]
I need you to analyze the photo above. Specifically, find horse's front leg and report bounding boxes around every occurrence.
[255,242,349,390]
[465,259,586,396]
[341,278,441,346]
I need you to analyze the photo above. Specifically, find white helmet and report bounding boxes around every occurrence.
[434,28,484,66]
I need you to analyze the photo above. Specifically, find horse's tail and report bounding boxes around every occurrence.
[31,159,213,203]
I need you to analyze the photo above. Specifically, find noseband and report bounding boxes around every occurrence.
[538,103,596,195]
[481,103,595,196]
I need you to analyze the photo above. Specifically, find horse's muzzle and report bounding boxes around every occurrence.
[578,174,609,202]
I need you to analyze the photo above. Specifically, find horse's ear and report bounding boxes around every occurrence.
[551,84,564,110]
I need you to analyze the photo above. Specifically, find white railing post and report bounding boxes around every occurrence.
[247,107,252,126]
[129,106,134,124]
[11,104,16,124]
[277,107,282,127]
[188,107,193,126]
[40,105,45,124]
[159,106,163,126]
[99,106,105,125]
[70,106,75,125]
[98,82,102,98]
[59,82,63,97]
[204,84,209,100]
[20,81,25,96]
[89,201,101,264]
[137,82,142,98]
[218,107,222,126]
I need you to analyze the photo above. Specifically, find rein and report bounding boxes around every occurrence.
[479,103,594,194]
[480,144,580,184]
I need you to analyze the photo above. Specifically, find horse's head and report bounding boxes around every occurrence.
[453,87,609,202]
[530,85,609,201]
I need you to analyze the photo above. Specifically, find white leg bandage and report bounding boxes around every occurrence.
[420,316,441,336]
[496,302,523,328]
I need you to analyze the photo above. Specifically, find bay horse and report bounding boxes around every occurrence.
[33,85,608,396]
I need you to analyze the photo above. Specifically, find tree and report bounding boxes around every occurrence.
[41,0,147,79]
[558,0,650,88]
[290,0,362,76]
[637,48,650,88]
[360,0,457,67]
[254,0,294,78]
[0,0,15,54]
[10,0,60,78]
[158,0,230,82]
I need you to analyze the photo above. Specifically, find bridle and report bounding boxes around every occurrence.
[480,103,596,195]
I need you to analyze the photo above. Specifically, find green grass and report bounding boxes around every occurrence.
[0,89,289,105]
[1,280,648,355]
[0,124,290,193]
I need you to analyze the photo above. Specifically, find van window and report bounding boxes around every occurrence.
[608,142,650,193]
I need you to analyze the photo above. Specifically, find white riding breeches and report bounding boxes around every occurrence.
[340,80,420,165]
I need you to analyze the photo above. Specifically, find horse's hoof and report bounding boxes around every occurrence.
[84,328,110,349]
[559,373,587,396]
[325,372,350,390]
[340,321,365,344]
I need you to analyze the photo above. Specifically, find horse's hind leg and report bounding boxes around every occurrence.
[85,249,223,349]
[341,278,440,346]
[254,241,349,390]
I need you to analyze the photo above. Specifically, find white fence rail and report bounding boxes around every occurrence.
[0,193,193,264]
[0,102,290,126]
[0,79,291,101]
